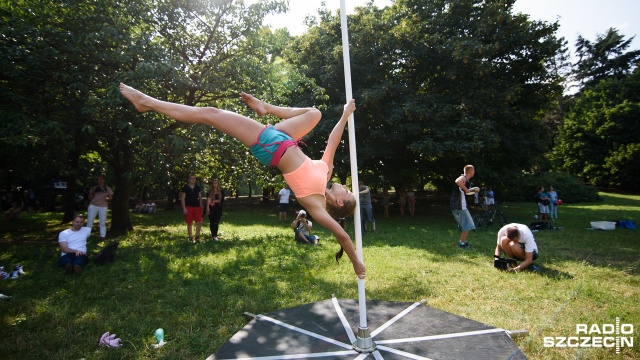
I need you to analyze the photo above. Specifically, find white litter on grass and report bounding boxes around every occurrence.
[590,221,616,230]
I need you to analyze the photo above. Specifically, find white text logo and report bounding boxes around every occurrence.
[543,318,634,354]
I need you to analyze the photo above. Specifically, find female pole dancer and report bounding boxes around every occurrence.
[120,83,365,279]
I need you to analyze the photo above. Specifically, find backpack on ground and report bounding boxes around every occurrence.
[529,221,553,231]
[94,240,118,264]
[619,220,637,229]
[494,255,517,270]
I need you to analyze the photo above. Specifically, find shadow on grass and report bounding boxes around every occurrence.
[0,213,67,244]
[0,222,359,358]
[533,264,574,280]
[0,193,638,358]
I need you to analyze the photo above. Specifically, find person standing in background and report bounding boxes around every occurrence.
[450,165,477,249]
[382,189,390,219]
[548,186,558,220]
[181,174,203,242]
[484,187,495,210]
[474,190,480,210]
[206,179,225,241]
[535,186,550,223]
[397,189,406,216]
[359,181,376,232]
[278,184,291,222]
[86,175,113,241]
[407,189,416,216]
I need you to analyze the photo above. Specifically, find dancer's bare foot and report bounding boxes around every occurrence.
[119,83,152,113]
[241,92,268,116]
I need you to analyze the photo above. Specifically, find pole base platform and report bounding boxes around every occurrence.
[209,299,527,359]
[353,326,377,353]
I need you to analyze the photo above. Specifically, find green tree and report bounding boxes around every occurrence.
[284,0,564,191]
[552,68,640,190]
[119,0,316,206]
[0,0,154,224]
[1,0,296,231]
[551,28,640,191]
[574,28,640,90]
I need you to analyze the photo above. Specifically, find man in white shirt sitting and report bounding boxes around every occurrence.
[58,214,92,275]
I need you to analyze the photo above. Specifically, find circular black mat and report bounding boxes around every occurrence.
[208,297,526,359]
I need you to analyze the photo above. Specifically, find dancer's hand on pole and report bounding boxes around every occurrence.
[354,261,366,279]
[344,99,356,116]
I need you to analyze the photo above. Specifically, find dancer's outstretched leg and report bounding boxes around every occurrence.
[120,83,263,147]
[241,92,321,140]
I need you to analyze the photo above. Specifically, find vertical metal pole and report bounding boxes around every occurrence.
[339,0,375,352]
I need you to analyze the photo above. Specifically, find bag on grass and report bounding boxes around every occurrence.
[619,220,636,229]
[530,221,553,231]
[494,256,508,270]
[94,240,118,264]
[494,256,517,270]
[529,222,542,231]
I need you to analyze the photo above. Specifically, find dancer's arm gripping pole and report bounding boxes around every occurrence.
[339,0,367,331]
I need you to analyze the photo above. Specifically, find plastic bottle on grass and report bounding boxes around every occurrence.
[153,328,167,348]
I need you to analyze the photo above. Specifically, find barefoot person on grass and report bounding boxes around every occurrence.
[119,83,365,279]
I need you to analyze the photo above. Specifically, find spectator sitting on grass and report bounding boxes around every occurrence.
[145,202,156,214]
[58,214,91,275]
[134,200,146,213]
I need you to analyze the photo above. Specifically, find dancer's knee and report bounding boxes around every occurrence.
[307,108,322,122]
[200,106,222,117]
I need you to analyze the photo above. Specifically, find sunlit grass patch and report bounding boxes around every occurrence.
[0,194,638,359]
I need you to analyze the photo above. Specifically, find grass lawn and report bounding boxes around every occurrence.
[0,192,638,359]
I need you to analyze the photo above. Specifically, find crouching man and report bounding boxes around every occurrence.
[495,223,539,272]
[58,214,91,275]
[291,210,319,245]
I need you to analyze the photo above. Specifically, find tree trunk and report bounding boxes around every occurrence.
[61,180,78,224]
[139,185,148,201]
[165,187,178,210]
[110,197,133,234]
[110,175,133,236]
[109,144,134,236]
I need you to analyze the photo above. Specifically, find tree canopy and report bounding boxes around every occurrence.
[574,28,640,89]
[0,0,295,227]
[552,67,640,190]
[1,0,638,232]
[549,28,640,192]
[284,0,564,190]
